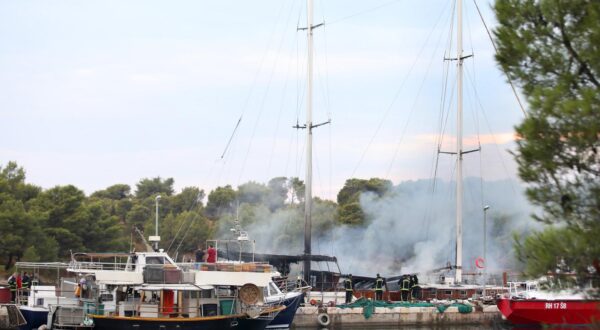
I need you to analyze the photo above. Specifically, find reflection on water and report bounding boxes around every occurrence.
[294,326,593,330]
[294,327,488,330]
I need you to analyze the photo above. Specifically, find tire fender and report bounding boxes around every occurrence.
[317,313,331,327]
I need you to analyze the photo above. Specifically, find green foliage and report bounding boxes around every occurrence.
[514,225,600,283]
[205,185,236,219]
[135,177,175,199]
[126,204,152,228]
[170,187,204,214]
[21,246,40,262]
[288,177,305,204]
[494,0,600,226]
[0,162,42,269]
[267,177,288,211]
[337,202,365,225]
[336,178,392,225]
[91,184,131,200]
[161,211,212,259]
[237,182,269,205]
[494,0,600,280]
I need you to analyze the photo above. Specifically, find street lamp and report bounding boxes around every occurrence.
[154,195,161,251]
[483,205,490,297]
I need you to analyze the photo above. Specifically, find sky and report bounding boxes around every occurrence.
[0,0,527,200]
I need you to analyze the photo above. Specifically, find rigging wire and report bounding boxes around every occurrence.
[463,66,518,195]
[472,0,527,117]
[385,1,453,179]
[327,0,403,26]
[350,0,452,179]
[173,213,198,259]
[267,1,300,176]
[425,0,457,241]
[237,0,297,186]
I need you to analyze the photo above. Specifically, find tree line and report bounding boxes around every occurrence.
[0,162,395,270]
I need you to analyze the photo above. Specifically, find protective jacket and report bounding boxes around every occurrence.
[22,275,31,289]
[375,277,384,291]
[401,276,411,291]
[344,278,353,292]
[8,276,16,292]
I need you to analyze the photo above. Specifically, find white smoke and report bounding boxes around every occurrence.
[315,178,540,277]
[215,178,540,280]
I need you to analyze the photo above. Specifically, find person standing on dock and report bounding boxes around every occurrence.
[375,274,385,300]
[400,275,411,302]
[344,274,353,304]
[410,274,420,301]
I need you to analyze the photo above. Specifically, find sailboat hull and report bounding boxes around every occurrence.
[497,297,600,326]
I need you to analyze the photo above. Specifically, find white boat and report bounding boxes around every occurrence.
[16,251,285,330]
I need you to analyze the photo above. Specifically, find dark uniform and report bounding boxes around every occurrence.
[195,249,204,263]
[400,275,411,302]
[8,274,17,302]
[410,274,420,301]
[375,274,385,301]
[22,272,31,297]
[344,275,353,304]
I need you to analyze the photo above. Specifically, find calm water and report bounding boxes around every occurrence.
[294,327,489,330]
[290,323,580,330]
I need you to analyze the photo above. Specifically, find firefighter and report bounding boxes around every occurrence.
[8,273,17,302]
[411,274,420,301]
[22,272,31,296]
[374,273,385,301]
[344,274,353,304]
[400,275,411,302]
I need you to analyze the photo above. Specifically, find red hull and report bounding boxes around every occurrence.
[497,297,600,326]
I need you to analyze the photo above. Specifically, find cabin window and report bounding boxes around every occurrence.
[146,256,166,265]
[269,283,279,295]
[429,289,437,296]
[460,290,467,297]
[201,289,212,298]
[444,290,452,295]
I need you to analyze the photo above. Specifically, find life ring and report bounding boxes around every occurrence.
[475,257,485,269]
[317,313,331,327]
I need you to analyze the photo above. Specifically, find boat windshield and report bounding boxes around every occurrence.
[146,256,171,265]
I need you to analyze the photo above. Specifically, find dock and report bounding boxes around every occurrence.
[293,303,501,328]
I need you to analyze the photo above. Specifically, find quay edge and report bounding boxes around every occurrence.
[292,305,502,328]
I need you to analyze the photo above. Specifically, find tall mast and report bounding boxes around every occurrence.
[303,0,314,285]
[455,0,464,284]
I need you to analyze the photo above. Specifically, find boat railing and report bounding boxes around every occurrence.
[507,281,539,298]
[15,286,79,308]
[177,261,274,273]
[51,304,94,328]
[68,260,131,272]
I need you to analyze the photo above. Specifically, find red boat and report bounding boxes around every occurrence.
[497,282,600,326]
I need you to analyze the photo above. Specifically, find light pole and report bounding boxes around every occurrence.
[155,195,161,251]
[483,205,490,297]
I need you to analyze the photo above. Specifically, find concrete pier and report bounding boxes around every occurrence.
[293,305,501,328]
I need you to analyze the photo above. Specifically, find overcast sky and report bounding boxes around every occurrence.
[0,0,525,200]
